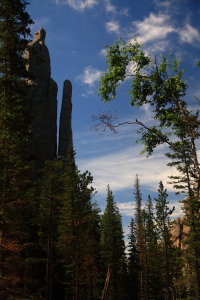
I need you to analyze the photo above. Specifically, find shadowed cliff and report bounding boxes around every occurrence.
[25,28,73,166]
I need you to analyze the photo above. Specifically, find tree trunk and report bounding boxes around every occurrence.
[45,197,53,300]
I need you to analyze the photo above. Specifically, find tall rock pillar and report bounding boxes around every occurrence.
[58,80,73,158]
[24,28,57,167]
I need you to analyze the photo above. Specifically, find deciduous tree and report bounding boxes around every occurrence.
[98,37,200,296]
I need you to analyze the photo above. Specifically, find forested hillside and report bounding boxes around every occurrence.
[0,0,200,299]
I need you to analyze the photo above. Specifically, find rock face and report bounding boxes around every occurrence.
[58,80,73,158]
[25,28,51,81]
[171,193,199,248]
[25,28,73,166]
[171,215,190,249]
[24,28,57,166]
[171,218,184,248]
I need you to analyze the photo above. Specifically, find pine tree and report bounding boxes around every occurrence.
[133,175,147,300]
[38,160,63,299]
[0,0,33,186]
[154,181,175,300]
[142,195,163,300]
[165,133,200,297]
[57,149,101,300]
[100,185,126,300]
[127,218,140,299]
[0,0,33,298]
[19,160,64,299]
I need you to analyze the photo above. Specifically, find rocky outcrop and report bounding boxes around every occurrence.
[25,28,57,167]
[25,28,73,166]
[25,28,51,81]
[171,217,186,248]
[171,193,198,248]
[58,80,73,158]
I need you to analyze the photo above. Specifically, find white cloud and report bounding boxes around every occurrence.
[105,20,121,34]
[100,48,107,56]
[154,0,171,8]
[119,8,129,16]
[125,61,137,76]
[131,13,175,44]
[154,0,186,15]
[126,9,200,52]
[77,140,183,225]
[179,24,200,44]
[117,201,135,216]
[145,40,170,54]
[104,0,129,15]
[74,124,136,152]
[75,115,185,228]
[140,103,154,118]
[104,0,116,14]
[81,88,95,98]
[117,200,183,218]
[76,66,102,86]
[77,144,179,195]
[56,0,98,11]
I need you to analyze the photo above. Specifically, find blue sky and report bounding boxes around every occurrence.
[27,0,200,237]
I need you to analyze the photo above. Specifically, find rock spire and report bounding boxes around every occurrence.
[25,28,73,166]
[58,80,73,158]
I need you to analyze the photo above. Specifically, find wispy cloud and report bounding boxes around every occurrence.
[140,103,154,118]
[117,200,183,218]
[104,0,116,14]
[128,11,200,53]
[104,0,129,16]
[154,0,187,16]
[76,66,102,86]
[144,40,170,54]
[56,0,98,11]
[116,202,135,217]
[81,88,96,98]
[131,13,175,44]
[105,20,121,34]
[99,48,107,57]
[179,23,200,45]
[125,61,136,76]
[154,0,172,9]
[159,1,171,7]
[77,144,179,195]
[75,66,102,97]
[103,0,129,36]
[144,1,200,48]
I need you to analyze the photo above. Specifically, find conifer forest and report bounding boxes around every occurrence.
[1,1,200,299]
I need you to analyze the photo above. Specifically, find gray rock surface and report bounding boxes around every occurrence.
[58,80,73,158]
[25,28,51,82]
[24,28,57,166]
